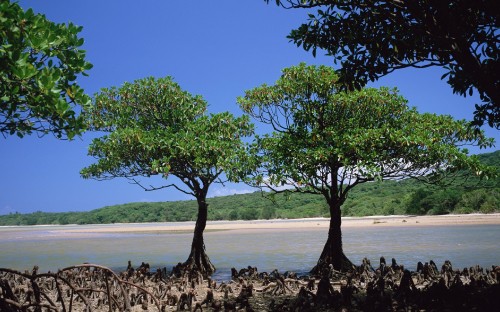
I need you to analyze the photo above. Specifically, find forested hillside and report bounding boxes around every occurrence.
[1,151,498,226]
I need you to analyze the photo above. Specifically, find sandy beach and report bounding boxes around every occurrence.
[60,213,500,235]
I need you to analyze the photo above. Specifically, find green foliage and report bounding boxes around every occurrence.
[342,180,417,217]
[268,1,499,128]
[478,150,500,168]
[81,76,254,201]
[406,188,434,215]
[1,152,498,225]
[237,63,495,212]
[261,204,276,219]
[455,188,499,214]
[0,0,92,138]
[81,76,255,273]
[406,187,462,215]
[1,182,498,226]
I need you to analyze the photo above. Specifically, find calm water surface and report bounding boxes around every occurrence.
[1,222,498,281]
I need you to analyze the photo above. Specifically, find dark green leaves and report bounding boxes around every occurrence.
[272,0,499,128]
[0,0,92,139]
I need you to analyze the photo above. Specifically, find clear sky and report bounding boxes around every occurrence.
[1,0,498,215]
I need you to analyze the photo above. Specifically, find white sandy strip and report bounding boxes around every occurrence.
[58,214,500,235]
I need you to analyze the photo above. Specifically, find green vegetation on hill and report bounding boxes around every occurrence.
[1,151,498,226]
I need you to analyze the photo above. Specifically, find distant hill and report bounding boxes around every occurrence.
[479,149,500,167]
[1,151,498,226]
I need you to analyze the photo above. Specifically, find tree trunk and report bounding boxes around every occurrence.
[311,202,354,275]
[182,197,215,277]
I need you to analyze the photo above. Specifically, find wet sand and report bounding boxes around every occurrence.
[59,213,500,235]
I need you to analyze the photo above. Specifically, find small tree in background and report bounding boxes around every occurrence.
[238,63,495,273]
[81,76,253,276]
[0,0,92,138]
[266,0,499,128]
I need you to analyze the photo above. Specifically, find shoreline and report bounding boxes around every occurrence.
[54,213,500,235]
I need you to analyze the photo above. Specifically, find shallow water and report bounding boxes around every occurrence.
[1,223,498,281]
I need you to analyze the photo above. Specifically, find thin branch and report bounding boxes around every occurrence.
[128,177,195,196]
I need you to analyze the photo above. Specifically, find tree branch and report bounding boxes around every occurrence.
[128,177,195,196]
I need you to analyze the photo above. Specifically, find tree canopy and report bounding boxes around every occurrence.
[267,0,499,128]
[0,0,92,139]
[81,76,254,276]
[238,63,495,272]
[81,77,253,192]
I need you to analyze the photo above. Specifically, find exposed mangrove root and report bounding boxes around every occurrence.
[1,258,499,311]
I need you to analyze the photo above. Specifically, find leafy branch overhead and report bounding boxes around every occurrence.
[267,0,499,128]
[0,0,92,138]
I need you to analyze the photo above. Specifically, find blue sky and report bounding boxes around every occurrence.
[1,0,498,215]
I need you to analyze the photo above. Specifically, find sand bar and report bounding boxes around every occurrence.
[58,213,500,235]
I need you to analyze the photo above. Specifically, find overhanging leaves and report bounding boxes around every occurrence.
[266,0,499,128]
[0,0,92,139]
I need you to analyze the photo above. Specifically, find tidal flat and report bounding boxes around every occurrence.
[1,214,499,280]
[1,215,499,311]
